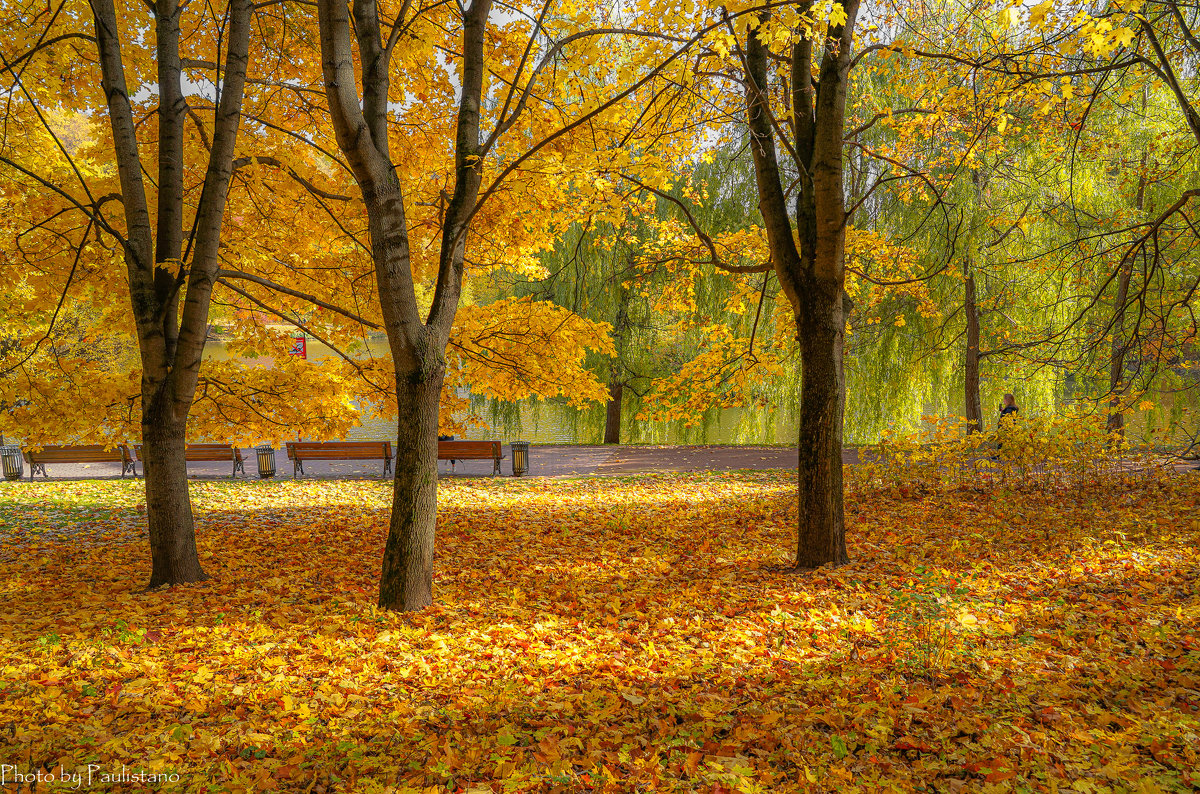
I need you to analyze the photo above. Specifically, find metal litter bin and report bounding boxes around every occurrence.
[256,445,277,478]
[510,440,529,477]
[1,446,23,481]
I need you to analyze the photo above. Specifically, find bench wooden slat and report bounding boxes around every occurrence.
[27,446,126,462]
[131,444,245,477]
[285,441,393,477]
[438,441,500,458]
[24,445,137,479]
[438,440,504,475]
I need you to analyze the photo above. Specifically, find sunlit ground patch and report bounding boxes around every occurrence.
[0,470,1197,792]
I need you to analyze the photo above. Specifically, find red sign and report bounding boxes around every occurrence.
[289,337,307,359]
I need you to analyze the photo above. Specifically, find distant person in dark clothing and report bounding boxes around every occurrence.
[998,393,1019,424]
[994,394,1019,460]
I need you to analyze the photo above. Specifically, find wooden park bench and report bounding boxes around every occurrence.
[285,441,393,477]
[438,440,504,475]
[24,445,138,480]
[133,443,245,478]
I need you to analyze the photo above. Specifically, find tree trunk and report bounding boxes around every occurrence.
[142,392,207,587]
[378,366,443,611]
[742,1,858,571]
[795,280,849,568]
[1107,155,1146,434]
[1106,260,1134,435]
[603,380,623,444]
[964,269,983,434]
[89,0,251,589]
[318,0,490,612]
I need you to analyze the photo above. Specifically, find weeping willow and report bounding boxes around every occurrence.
[463,59,1198,447]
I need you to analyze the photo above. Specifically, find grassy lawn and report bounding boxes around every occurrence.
[1,471,1197,792]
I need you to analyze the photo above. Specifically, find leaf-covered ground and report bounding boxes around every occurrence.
[1,471,1197,792]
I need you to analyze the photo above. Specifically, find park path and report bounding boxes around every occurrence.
[7,444,1192,482]
[1,444,865,481]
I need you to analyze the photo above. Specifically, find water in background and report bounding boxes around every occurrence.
[210,339,1197,447]
[348,398,802,445]
[348,389,1198,447]
[208,339,804,445]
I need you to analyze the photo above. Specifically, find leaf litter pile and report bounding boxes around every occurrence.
[1,470,1197,792]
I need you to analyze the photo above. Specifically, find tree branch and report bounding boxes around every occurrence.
[232,155,353,201]
[217,269,381,328]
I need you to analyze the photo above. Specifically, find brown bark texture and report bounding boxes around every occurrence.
[964,270,983,434]
[379,372,443,611]
[143,399,206,587]
[91,0,253,587]
[317,0,492,610]
[743,1,858,569]
[604,381,623,444]
[1107,260,1134,435]
[1107,157,1146,434]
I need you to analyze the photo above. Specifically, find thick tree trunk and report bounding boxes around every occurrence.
[379,367,443,611]
[603,380,623,444]
[742,2,858,571]
[142,394,207,587]
[795,282,849,569]
[319,0,490,611]
[964,269,983,434]
[90,0,251,590]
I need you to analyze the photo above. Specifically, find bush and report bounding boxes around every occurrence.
[854,410,1167,496]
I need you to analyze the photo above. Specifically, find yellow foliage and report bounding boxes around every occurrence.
[861,411,1158,495]
[0,467,1196,789]
[450,298,615,409]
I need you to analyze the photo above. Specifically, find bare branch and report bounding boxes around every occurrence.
[232,155,353,201]
[217,279,375,373]
[217,269,381,328]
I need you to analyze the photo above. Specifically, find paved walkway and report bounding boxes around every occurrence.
[8,444,1191,482]
[2,445,853,481]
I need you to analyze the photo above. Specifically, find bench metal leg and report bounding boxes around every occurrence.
[384,456,392,477]
[294,460,303,478]
[30,462,46,481]
[233,458,245,478]
[493,457,500,476]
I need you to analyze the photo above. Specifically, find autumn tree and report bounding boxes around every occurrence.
[0,0,270,586]
[568,2,953,566]
[926,0,1200,431]
[312,0,723,609]
[669,2,866,569]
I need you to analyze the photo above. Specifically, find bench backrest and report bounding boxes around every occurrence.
[438,441,501,459]
[132,444,241,462]
[25,445,131,463]
[286,441,392,460]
